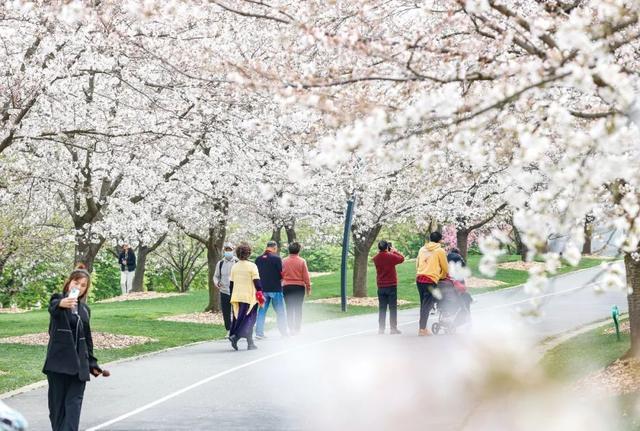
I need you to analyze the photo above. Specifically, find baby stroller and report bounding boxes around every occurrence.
[431,278,471,335]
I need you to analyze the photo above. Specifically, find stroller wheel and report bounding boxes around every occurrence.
[432,322,440,335]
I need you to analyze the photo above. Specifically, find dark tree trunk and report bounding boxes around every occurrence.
[512,222,529,261]
[132,234,167,293]
[285,220,297,244]
[271,226,283,248]
[204,225,227,313]
[456,229,470,261]
[74,231,104,273]
[583,216,594,255]
[132,247,149,293]
[351,225,383,298]
[626,252,640,357]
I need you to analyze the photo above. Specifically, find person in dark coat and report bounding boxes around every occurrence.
[254,240,288,339]
[118,244,136,295]
[43,264,109,431]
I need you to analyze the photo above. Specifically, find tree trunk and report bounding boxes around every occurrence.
[512,222,529,261]
[285,220,297,244]
[74,232,104,273]
[132,234,167,293]
[204,225,227,313]
[456,229,470,261]
[625,253,640,357]
[271,226,283,248]
[132,247,149,293]
[351,225,383,298]
[583,217,593,255]
[352,245,370,298]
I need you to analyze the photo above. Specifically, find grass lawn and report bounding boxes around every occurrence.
[541,318,630,382]
[0,254,609,394]
[540,319,638,430]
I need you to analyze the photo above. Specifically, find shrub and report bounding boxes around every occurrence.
[91,254,121,301]
[300,245,342,272]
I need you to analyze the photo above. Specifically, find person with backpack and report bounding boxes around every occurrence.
[118,244,136,295]
[415,232,449,336]
[43,264,110,431]
[372,240,405,335]
[213,243,238,332]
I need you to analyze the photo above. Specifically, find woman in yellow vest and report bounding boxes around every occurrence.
[228,242,265,350]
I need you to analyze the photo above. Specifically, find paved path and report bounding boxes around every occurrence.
[5,265,627,430]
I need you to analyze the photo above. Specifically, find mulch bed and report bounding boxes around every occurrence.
[576,359,640,396]
[466,277,507,289]
[497,261,547,271]
[603,321,630,335]
[0,307,28,313]
[0,332,157,349]
[308,297,412,307]
[97,291,183,303]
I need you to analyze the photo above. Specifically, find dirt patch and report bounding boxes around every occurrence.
[603,320,630,335]
[0,307,28,313]
[575,358,640,396]
[0,370,7,376]
[308,297,412,307]
[158,312,274,325]
[466,277,507,289]
[97,291,183,303]
[583,254,615,260]
[497,261,547,271]
[0,332,157,349]
[309,271,331,278]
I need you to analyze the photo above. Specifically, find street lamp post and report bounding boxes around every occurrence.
[340,197,356,312]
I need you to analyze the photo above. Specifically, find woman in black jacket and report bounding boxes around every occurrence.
[43,265,109,431]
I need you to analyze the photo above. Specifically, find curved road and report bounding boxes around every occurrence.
[4,265,627,430]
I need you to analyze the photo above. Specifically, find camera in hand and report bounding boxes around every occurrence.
[387,242,393,251]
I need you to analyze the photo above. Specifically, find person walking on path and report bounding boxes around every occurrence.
[213,243,238,333]
[118,244,136,295]
[372,240,405,335]
[416,232,449,336]
[229,243,265,351]
[282,242,312,335]
[255,240,288,339]
[43,264,110,431]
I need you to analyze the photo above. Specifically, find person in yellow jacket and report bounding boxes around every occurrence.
[415,231,449,336]
[228,243,265,351]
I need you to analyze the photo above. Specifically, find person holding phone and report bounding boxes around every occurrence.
[372,240,405,334]
[43,264,110,431]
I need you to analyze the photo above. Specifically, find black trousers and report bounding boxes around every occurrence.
[283,285,306,333]
[417,282,437,330]
[221,292,232,331]
[377,287,398,330]
[47,372,86,431]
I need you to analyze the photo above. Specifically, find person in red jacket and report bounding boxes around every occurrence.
[372,240,405,334]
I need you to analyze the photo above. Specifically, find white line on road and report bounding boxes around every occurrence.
[87,278,603,430]
[86,327,375,430]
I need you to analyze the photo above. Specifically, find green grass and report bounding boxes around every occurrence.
[540,319,639,430]
[541,319,630,382]
[0,254,609,394]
